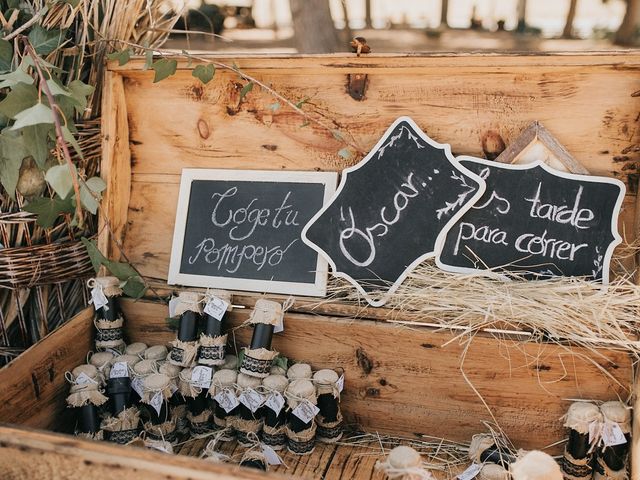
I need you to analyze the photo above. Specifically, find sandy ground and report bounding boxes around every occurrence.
[165,27,626,54]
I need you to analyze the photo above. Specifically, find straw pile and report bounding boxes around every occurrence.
[324,249,640,357]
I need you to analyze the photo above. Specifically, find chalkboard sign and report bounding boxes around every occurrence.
[302,117,486,306]
[169,169,338,296]
[437,157,625,283]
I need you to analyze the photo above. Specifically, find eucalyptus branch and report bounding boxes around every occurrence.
[4,7,47,41]
[21,35,84,227]
[100,38,365,156]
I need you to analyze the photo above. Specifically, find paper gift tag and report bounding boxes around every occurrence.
[265,391,285,416]
[204,296,229,320]
[214,389,240,413]
[262,445,282,465]
[75,372,96,385]
[131,377,145,397]
[191,366,213,389]
[291,400,320,423]
[109,361,129,378]
[337,374,345,393]
[150,392,164,415]
[589,420,601,445]
[274,314,284,334]
[457,463,482,480]
[168,296,179,318]
[602,422,627,447]
[239,388,265,413]
[90,286,109,310]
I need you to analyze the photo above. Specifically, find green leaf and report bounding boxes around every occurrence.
[0,68,34,89]
[295,96,310,108]
[151,58,177,83]
[107,48,131,66]
[81,237,108,273]
[79,176,106,214]
[28,25,66,55]
[192,64,215,84]
[105,260,138,280]
[61,125,83,160]
[239,81,254,101]
[0,83,38,118]
[45,163,76,199]
[23,124,52,168]
[144,48,154,70]
[182,50,193,68]
[268,102,280,112]
[236,350,245,371]
[46,79,71,97]
[11,103,54,130]
[166,316,179,330]
[338,148,352,160]
[23,196,74,228]
[121,277,146,299]
[0,39,13,73]
[0,129,28,198]
[273,355,288,371]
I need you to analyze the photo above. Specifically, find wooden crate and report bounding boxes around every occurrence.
[1,52,640,479]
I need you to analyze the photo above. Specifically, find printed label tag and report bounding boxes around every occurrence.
[265,391,285,416]
[337,374,345,393]
[90,286,109,310]
[602,422,627,447]
[109,361,129,379]
[150,391,164,415]
[274,314,284,334]
[238,388,264,413]
[75,372,96,385]
[168,296,179,318]
[262,445,282,466]
[457,463,482,480]
[291,400,320,423]
[131,377,144,397]
[191,365,213,389]
[214,389,239,413]
[204,297,229,321]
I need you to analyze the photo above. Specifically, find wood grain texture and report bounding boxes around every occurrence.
[0,308,93,431]
[121,299,632,452]
[0,425,288,480]
[99,71,131,263]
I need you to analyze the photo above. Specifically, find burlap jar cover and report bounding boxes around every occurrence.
[594,402,631,480]
[90,277,125,353]
[240,447,268,471]
[240,299,282,378]
[102,406,141,445]
[233,373,263,447]
[562,402,603,480]
[198,290,233,366]
[111,354,141,370]
[125,342,147,357]
[209,369,238,441]
[478,463,509,480]
[375,445,434,480]
[66,364,108,408]
[141,373,177,443]
[261,374,289,450]
[168,292,202,367]
[312,369,343,443]
[287,363,312,380]
[511,451,563,480]
[284,379,317,455]
[88,351,114,384]
[144,345,168,361]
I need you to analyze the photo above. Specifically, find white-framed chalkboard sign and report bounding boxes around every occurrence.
[168,169,338,296]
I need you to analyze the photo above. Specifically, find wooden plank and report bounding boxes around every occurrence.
[632,366,640,480]
[99,71,131,263]
[0,307,93,431]
[0,425,288,480]
[124,174,638,283]
[120,299,632,452]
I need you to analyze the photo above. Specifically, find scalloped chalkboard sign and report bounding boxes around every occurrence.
[436,157,625,283]
[302,117,486,306]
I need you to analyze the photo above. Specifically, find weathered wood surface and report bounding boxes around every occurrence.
[0,308,92,431]
[121,299,632,452]
[101,54,640,286]
[0,425,287,480]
